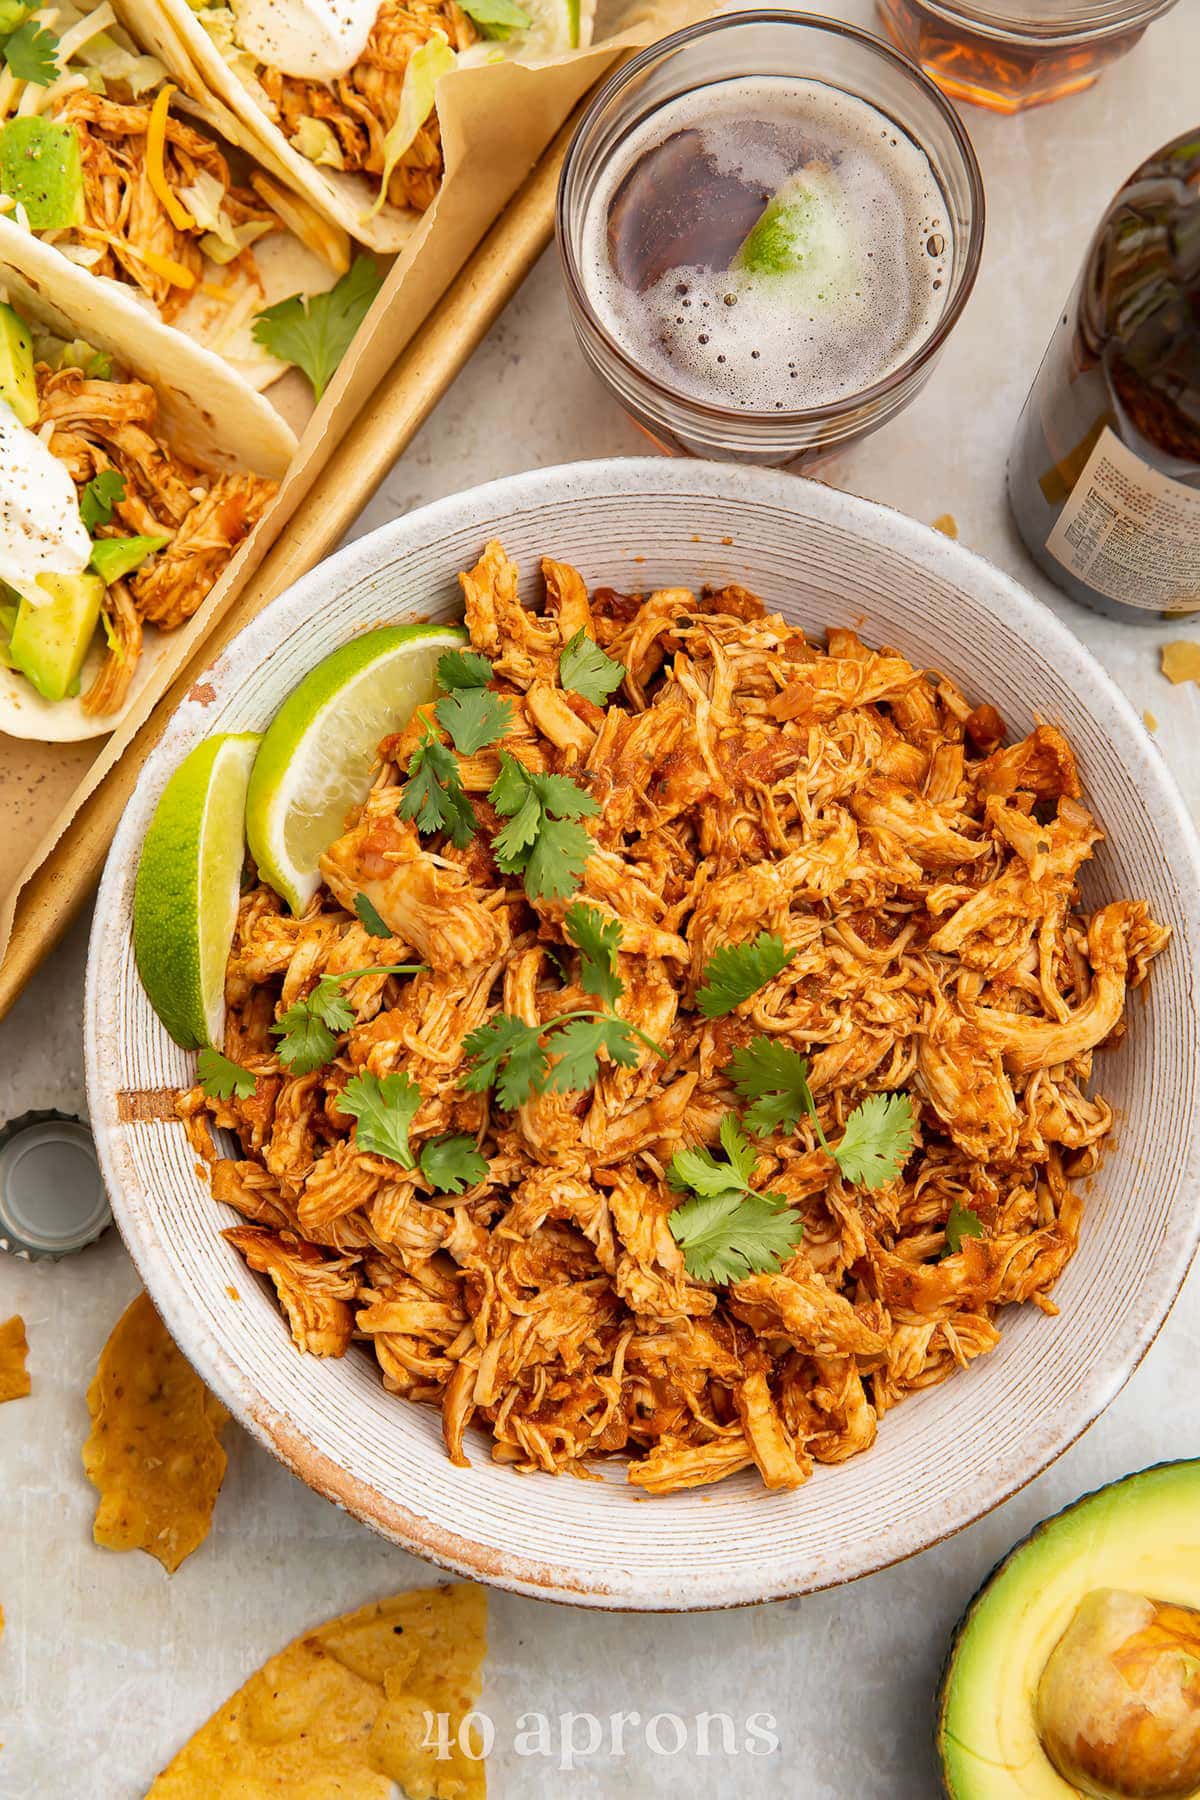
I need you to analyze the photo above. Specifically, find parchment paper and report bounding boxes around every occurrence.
[0,0,712,964]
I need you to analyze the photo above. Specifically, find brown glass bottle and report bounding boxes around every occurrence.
[1008,126,1200,622]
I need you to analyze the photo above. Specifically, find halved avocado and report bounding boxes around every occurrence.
[938,1461,1200,1799]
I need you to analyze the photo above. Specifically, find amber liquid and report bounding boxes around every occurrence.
[1008,127,1200,620]
[877,0,1150,113]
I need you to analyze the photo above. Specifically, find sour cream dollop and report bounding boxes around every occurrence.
[0,401,91,597]
[230,0,377,81]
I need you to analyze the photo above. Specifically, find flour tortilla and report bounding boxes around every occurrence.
[112,0,597,253]
[0,234,291,742]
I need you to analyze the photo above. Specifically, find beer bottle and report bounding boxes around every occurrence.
[1008,126,1200,621]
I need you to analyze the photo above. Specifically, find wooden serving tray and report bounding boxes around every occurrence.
[0,101,585,1020]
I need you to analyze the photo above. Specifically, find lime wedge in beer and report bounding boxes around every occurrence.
[245,622,465,916]
[133,732,260,1051]
[734,170,855,293]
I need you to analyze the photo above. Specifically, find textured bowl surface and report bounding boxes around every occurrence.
[85,460,1200,1610]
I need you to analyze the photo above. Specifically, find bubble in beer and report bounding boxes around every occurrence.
[583,77,954,414]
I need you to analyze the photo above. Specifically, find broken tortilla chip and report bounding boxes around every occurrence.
[1161,639,1200,688]
[0,1315,30,1403]
[82,1291,229,1573]
[147,1584,488,1799]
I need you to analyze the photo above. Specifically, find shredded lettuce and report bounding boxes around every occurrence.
[292,114,344,169]
[32,333,112,378]
[198,4,270,108]
[368,34,456,220]
[77,30,165,96]
[198,217,273,264]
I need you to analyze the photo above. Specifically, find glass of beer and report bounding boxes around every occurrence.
[556,11,984,468]
[877,0,1179,115]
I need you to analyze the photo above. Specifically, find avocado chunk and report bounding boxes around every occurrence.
[8,571,105,702]
[0,116,85,231]
[937,1461,1200,1799]
[0,299,37,426]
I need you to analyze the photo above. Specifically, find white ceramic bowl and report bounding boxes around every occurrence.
[85,461,1200,1610]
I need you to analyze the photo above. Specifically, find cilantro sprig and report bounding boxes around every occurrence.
[398,724,477,847]
[252,255,382,401]
[944,1198,985,1256]
[2,12,58,86]
[272,963,422,1074]
[725,1033,917,1191]
[80,469,125,532]
[197,1047,257,1101]
[696,932,796,1018]
[489,752,598,901]
[419,1133,489,1194]
[559,629,625,707]
[667,1114,804,1284]
[460,906,661,1107]
[432,647,512,755]
[340,1070,422,1167]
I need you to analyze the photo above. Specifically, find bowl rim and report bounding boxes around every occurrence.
[85,457,1200,1610]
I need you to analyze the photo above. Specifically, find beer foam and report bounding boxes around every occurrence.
[581,77,953,414]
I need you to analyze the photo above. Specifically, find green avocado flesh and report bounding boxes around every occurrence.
[0,298,36,425]
[938,1461,1200,1798]
[9,571,104,701]
[0,116,85,231]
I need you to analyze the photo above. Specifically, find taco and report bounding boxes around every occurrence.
[0,237,282,741]
[0,1,366,402]
[114,0,597,251]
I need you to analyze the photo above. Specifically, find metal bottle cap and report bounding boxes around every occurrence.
[0,1111,110,1260]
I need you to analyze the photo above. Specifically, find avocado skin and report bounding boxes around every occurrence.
[934,1458,1200,1799]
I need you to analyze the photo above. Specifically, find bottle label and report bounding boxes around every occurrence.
[1044,426,1200,613]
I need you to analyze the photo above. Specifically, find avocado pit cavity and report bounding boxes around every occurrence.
[1036,1588,1200,1798]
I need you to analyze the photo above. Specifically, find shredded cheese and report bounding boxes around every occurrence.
[141,245,196,289]
[146,85,196,233]
[199,278,236,300]
[20,68,88,117]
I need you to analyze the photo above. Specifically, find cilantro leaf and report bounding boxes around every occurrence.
[460,1011,549,1110]
[435,684,513,755]
[488,753,598,901]
[543,1013,640,1093]
[340,1070,422,1168]
[196,1047,257,1101]
[3,17,59,86]
[563,901,623,1006]
[419,1133,489,1195]
[944,1198,985,1256]
[89,534,168,586]
[559,629,625,706]
[696,932,796,1019]
[668,1188,805,1285]
[524,817,594,902]
[726,1036,824,1141]
[668,1113,761,1200]
[436,648,493,690]
[832,1092,916,1190]
[399,724,477,847]
[251,255,382,401]
[354,892,391,938]
[79,469,125,532]
[272,964,422,1073]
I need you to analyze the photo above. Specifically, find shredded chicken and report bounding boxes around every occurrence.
[258,0,477,212]
[37,364,275,712]
[54,89,278,321]
[186,544,1169,1494]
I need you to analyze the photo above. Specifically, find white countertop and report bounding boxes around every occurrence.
[3,3,1199,1794]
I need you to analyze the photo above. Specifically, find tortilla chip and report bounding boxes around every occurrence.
[0,1315,30,1402]
[82,1292,229,1573]
[1162,640,1200,688]
[147,1585,488,1799]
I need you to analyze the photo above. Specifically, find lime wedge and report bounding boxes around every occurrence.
[734,170,854,290]
[245,622,465,916]
[133,732,260,1051]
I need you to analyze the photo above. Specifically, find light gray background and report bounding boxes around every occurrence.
[2,2,1199,1793]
